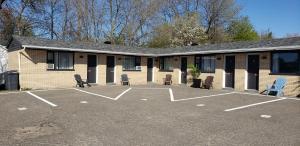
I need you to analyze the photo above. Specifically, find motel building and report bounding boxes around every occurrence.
[5,36,300,97]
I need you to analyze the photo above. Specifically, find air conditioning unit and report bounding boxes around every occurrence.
[47,64,54,69]
[136,66,141,70]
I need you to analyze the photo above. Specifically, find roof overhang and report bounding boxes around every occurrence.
[23,45,300,57]
[22,45,156,57]
[156,45,300,56]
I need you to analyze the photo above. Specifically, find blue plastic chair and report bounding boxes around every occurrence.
[266,77,287,97]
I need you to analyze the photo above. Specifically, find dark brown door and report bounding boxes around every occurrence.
[106,56,115,83]
[147,58,153,82]
[87,55,97,83]
[247,55,259,90]
[225,56,235,88]
[181,57,187,84]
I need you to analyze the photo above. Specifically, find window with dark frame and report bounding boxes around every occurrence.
[159,57,173,71]
[122,56,141,71]
[195,55,216,73]
[47,51,74,70]
[271,51,300,74]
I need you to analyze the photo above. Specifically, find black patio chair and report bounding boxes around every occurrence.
[121,74,130,86]
[74,74,91,88]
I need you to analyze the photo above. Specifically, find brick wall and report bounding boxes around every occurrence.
[8,48,299,96]
[17,49,87,89]
[259,52,300,96]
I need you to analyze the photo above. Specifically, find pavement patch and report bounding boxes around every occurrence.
[13,122,62,141]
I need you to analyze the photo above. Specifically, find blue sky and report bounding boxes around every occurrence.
[237,0,300,38]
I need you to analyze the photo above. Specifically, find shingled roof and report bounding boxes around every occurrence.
[9,35,300,56]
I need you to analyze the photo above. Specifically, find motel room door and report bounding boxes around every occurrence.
[106,56,115,83]
[87,55,97,83]
[147,58,153,82]
[181,57,187,84]
[225,56,235,88]
[247,55,259,90]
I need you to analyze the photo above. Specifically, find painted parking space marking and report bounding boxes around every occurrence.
[173,92,235,102]
[196,104,205,107]
[0,88,73,95]
[260,115,272,118]
[115,88,132,100]
[74,88,132,101]
[18,107,27,111]
[169,88,175,101]
[234,92,300,101]
[26,91,58,107]
[224,97,287,112]
[286,97,300,101]
[80,101,88,104]
[74,88,115,100]
[134,88,169,90]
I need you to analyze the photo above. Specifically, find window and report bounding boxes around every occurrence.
[271,51,300,74]
[195,55,216,73]
[159,57,173,71]
[47,51,74,70]
[122,56,141,71]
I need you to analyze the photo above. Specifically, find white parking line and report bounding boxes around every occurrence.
[286,97,300,101]
[173,92,235,102]
[234,92,290,99]
[260,115,272,118]
[134,88,169,90]
[0,88,74,95]
[74,88,132,101]
[18,107,27,111]
[115,88,132,100]
[169,88,174,101]
[26,91,57,107]
[196,104,205,107]
[73,88,115,100]
[224,97,287,112]
[80,101,88,104]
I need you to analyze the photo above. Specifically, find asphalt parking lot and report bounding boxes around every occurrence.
[0,85,299,146]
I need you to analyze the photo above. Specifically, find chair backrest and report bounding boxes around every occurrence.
[74,74,83,83]
[121,74,129,82]
[166,74,172,81]
[204,76,214,86]
[273,77,287,90]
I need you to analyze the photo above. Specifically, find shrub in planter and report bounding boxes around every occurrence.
[188,64,201,88]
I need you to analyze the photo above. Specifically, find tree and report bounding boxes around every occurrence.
[201,0,241,43]
[260,29,273,40]
[0,9,14,46]
[0,0,7,9]
[171,13,206,46]
[227,17,259,41]
[148,23,173,48]
[148,13,207,48]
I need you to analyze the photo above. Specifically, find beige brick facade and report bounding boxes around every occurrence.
[7,48,299,96]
